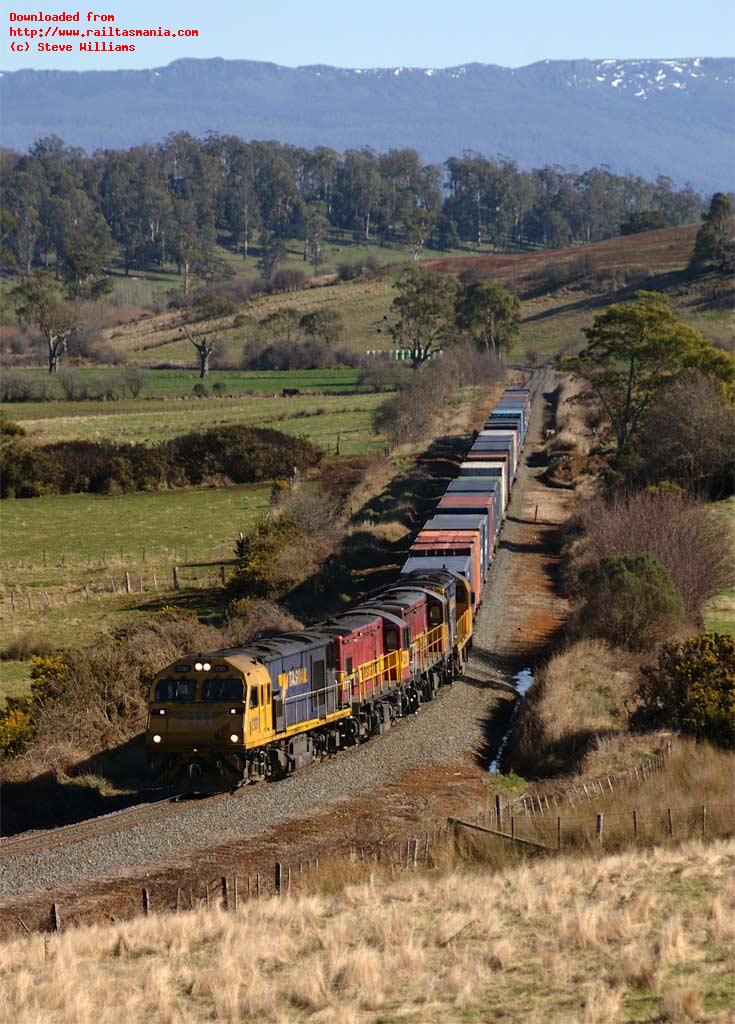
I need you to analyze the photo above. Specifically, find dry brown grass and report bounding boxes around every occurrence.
[508,639,639,775]
[1,838,732,1023]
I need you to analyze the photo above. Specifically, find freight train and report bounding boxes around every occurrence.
[146,385,532,785]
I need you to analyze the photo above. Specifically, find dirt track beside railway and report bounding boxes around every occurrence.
[0,369,579,936]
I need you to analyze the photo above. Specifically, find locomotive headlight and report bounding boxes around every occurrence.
[195,662,203,671]
[229,707,238,715]
[203,662,211,671]
[158,708,166,716]
[229,734,239,743]
[152,734,162,743]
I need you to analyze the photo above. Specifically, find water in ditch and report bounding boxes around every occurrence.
[488,667,534,773]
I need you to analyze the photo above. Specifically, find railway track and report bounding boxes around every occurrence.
[0,793,213,860]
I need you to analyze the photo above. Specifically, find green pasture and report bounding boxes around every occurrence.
[3,390,387,449]
[0,483,282,705]
[1,483,271,581]
[1,367,372,400]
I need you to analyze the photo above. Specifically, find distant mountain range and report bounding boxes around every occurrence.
[1,57,732,191]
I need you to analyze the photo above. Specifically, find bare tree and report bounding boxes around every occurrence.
[181,324,216,379]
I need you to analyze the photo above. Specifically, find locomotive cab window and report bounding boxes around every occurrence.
[154,679,197,702]
[249,686,259,709]
[202,679,244,701]
[346,657,354,676]
[385,629,398,651]
[428,605,442,624]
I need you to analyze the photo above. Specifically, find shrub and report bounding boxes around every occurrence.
[270,268,308,292]
[569,491,734,621]
[190,290,236,321]
[244,338,363,371]
[0,411,25,436]
[576,553,684,650]
[633,633,735,747]
[212,381,226,396]
[192,382,208,397]
[226,516,305,600]
[0,703,33,759]
[0,426,323,498]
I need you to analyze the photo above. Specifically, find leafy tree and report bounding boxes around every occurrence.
[634,632,735,747]
[390,266,459,368]
[261,307,301,341]
[430,215,461,252]
[690,193,734,273]
[567,292,735,453]
[620,210,667,234]
[300,308,344,345]
[302,202,330,270]
[577,553,684,650]
[456,280,520,357]
[0,209,18,269]
[11,272,77,373]
[257,233,287,281]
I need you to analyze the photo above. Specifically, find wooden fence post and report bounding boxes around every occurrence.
[142,888,150,916]
[511,815,515,839]
[275,863,282,897]
[221,877,229,911]
[50,903,61,933]
[633,809,638,837]
[411,837,419,868]
[495,793,503,831]
[596,813,604,844]
[557,816,562,850]
[124,572,132,594]
[667,808,673,836]
[233,876,239,911]
[256,874,261,898]
[701,804,707,836]
[172,566,180,591]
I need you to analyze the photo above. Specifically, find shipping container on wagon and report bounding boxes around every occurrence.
[465,445,513,480]
[410,530,483,610]
[437,494,496,551]
[459,460,509,506]
[445,477,503,534]
[487,410,525,446]
[470,436,517,478]
[424,513,490,579]
[480,425,521,465]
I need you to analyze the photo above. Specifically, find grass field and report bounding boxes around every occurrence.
[2,367,372,400]
[1,837,732,1023]
[4,391,388,449]
[0,484,274,704]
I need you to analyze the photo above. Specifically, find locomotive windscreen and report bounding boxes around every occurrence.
[202,679,244,700]
[154,679,197,701]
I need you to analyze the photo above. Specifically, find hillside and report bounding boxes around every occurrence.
[1,57,733,189]
[1,838,733,1022]
[91,224,733,365]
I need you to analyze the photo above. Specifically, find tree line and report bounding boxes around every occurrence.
[1,134,706,294]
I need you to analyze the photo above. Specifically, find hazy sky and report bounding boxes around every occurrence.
[4,0,734,72]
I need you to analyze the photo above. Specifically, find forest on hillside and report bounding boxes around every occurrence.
[0,135,705,297]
